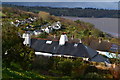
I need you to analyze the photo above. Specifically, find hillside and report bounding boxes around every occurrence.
[2,6,120,79]
[2,7,37,18]
[2,7,120,51]
[2,3,119,18]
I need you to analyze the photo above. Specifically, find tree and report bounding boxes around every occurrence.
[57,59,73,76]
[2,21,35,69]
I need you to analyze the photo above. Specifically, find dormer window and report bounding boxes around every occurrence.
[74,43,78,47]
[46,41,52,44]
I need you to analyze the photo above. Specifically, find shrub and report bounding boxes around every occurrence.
[109,58,120,64]
[72,64,89,78]
[85,72,102,79]
[38,32,48,38]
[84,65,98,74]
[32,56,50,71]
[57,59,73,76]
[38,11,51,21]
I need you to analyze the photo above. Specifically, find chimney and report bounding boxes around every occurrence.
[79,39,82,43]
[71,35,74,40]
[54,34,56,39]
[59,32,68,45]
[23,32,31,46]
[99,38,102,43]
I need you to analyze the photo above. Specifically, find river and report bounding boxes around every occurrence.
[61,16,119,37]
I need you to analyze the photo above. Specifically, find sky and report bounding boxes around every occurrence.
[2,0,120,2]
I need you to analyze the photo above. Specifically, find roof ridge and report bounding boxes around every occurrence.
[32,38,83,44]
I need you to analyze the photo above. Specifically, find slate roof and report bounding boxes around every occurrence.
[89,55,110,63]
[31,38,109,63]
[110,44,120,53]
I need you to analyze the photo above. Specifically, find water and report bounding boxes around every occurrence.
[3,2,118,10]
[62,16,119,37]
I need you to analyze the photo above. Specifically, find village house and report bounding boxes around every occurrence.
[12,17,37,27]
[22,32,110,63]
[23,21,61,36]
[41,21,61,34]
[33,30,42,35]
[21,21,62,36]
[51,21,61,30]
[44,26,53,33]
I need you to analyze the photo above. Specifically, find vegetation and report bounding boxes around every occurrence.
[2,3,119,18]
[2,22,35,71]
[3,55,119,79]
[31,56,114,79]
[2,5,120,79]
[0,12,6,17]
[38,11,51,20]
[2,67,46,79]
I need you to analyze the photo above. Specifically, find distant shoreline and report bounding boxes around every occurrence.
[61,16,119,38]
[2,2,118,10]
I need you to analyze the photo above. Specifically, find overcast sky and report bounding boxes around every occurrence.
[2,0,120,2]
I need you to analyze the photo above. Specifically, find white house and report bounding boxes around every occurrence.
[52,21,61,30]
[44,26,53,33]
[33,30,42,35]
[39,21,61,34]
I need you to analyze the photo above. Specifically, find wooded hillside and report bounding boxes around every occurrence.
[2,4,119,18]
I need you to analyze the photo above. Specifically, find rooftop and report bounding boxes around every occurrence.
[30,38,110,63]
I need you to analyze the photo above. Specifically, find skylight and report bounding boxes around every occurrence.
[74,43,78,47]
[46,41,52,44]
